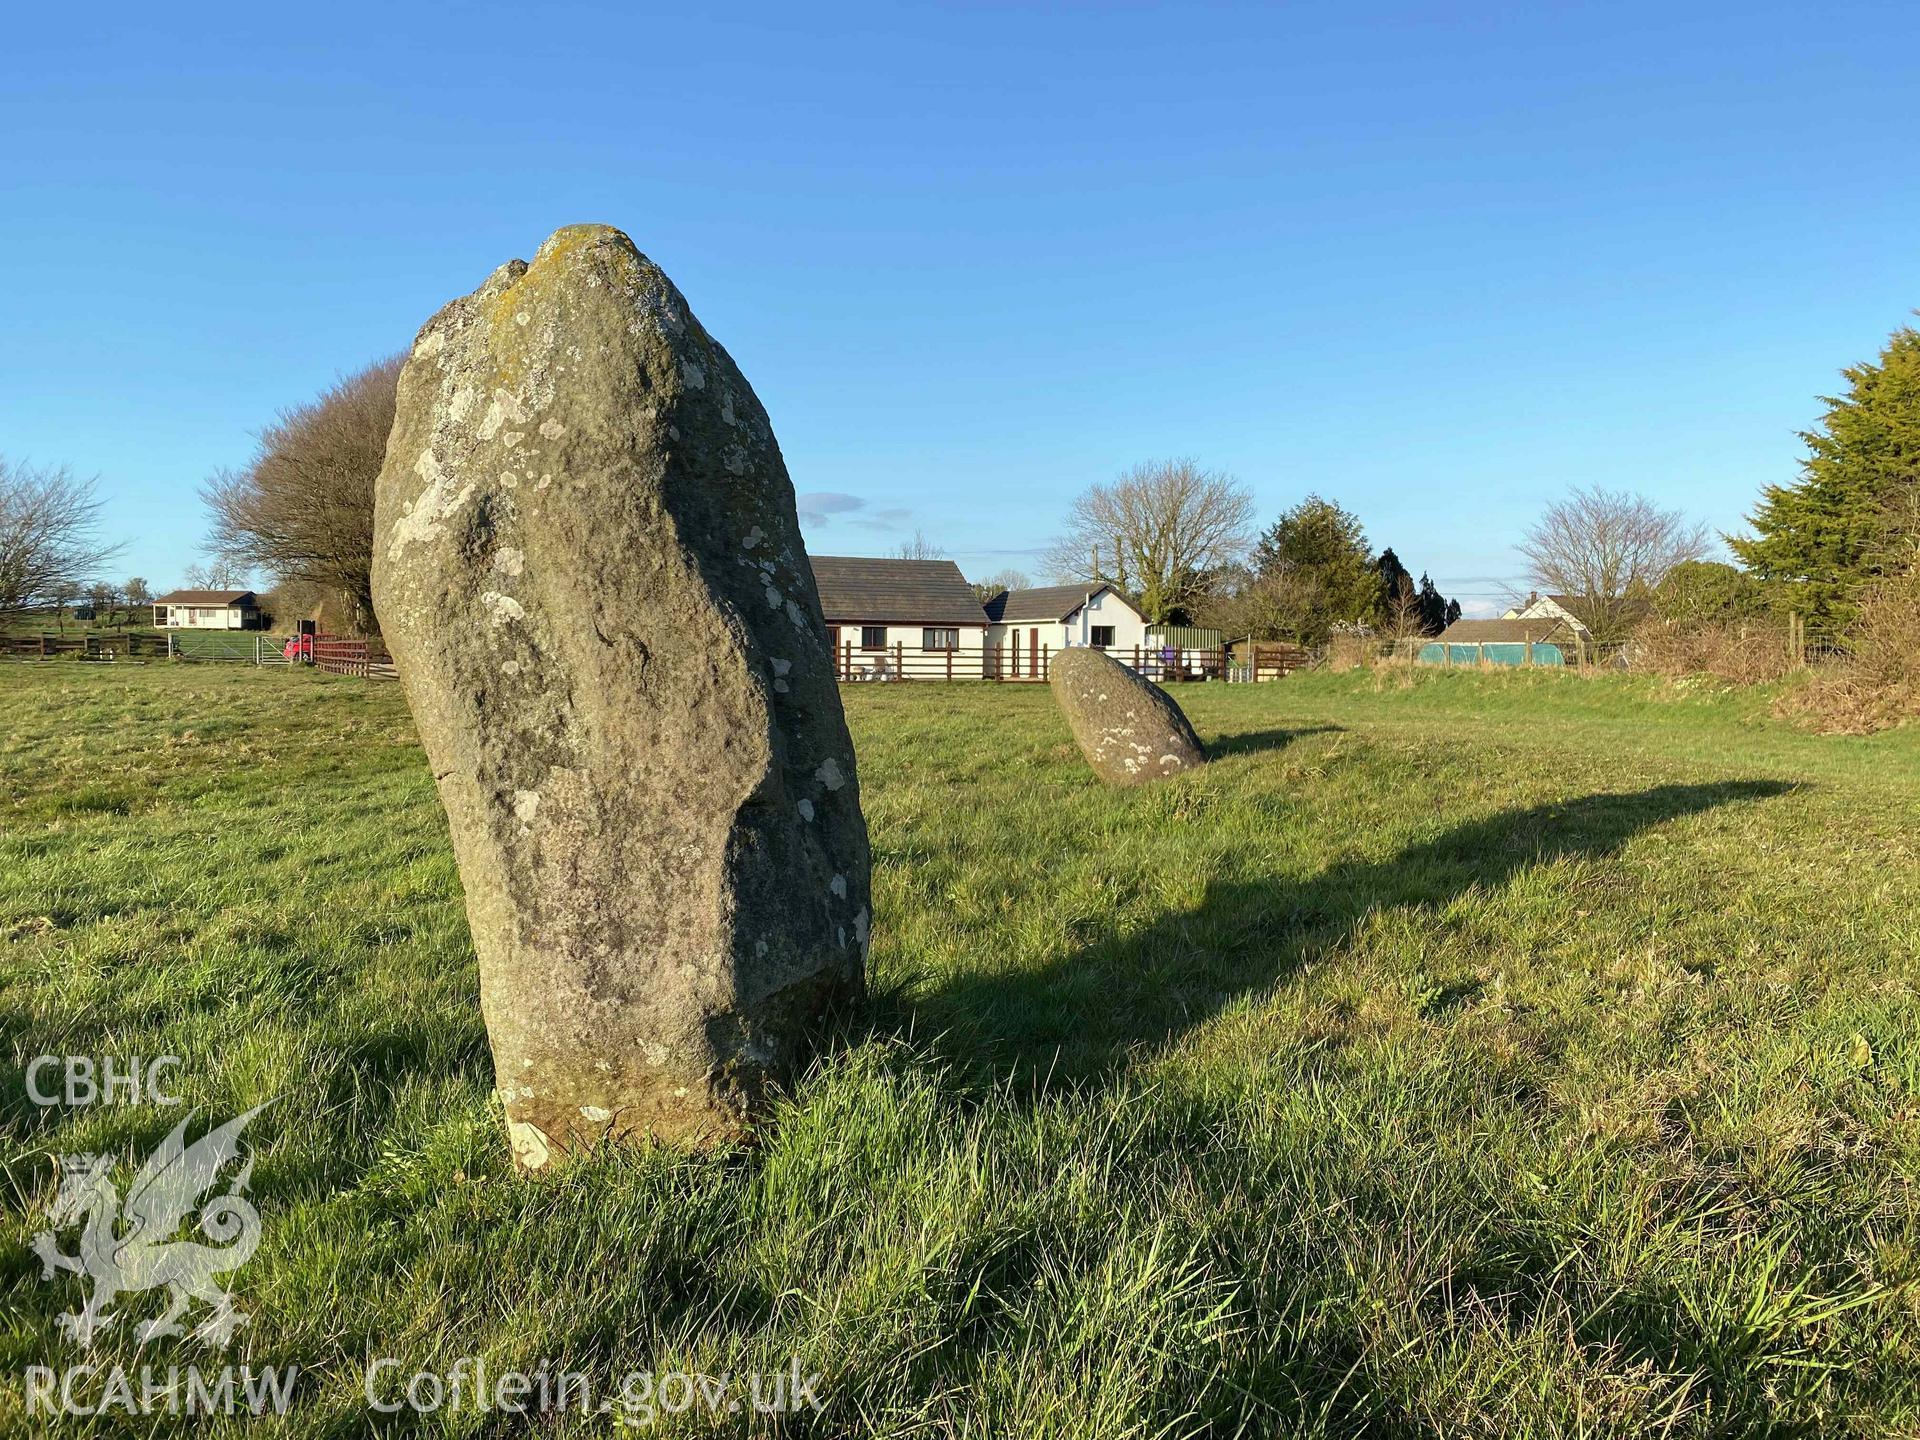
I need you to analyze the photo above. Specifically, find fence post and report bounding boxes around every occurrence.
[894,640,903,682]
[945,646,953,681]
[1525,638,1534,666]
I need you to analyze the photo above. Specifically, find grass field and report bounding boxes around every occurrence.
[0,616,150,639]
[2,663,1918,1436]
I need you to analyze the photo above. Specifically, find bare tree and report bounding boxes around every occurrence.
[1044,459,1253,622]
[183,557,252,590]
[1191,564,1328,644]
[969,566,1030,603]
[891,530,947,561]
[1377,581,1428,644]
[203,355,402,635]
[124,577,152,613]
[0,458,124,620]
[1519,486,1711,645]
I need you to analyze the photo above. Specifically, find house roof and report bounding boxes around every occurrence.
[1436,618,1571,645]
[807,557,986,625]
[983,584,1114,623]
[154,589,256,605]
[1512,594,1649,630]
[1536,594,1600,626]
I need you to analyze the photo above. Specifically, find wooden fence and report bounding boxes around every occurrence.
[1238,642,1312,681]
[833,642,1236,683]
[0,631,170,660]
[312,635,371,677]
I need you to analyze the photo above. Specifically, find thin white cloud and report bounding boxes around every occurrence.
[795,492,866,524]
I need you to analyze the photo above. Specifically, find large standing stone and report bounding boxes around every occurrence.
[1048,647,1207,785]
[371,225,870,1171]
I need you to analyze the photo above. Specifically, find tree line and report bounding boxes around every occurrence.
[1728,319,1919,638]
[1040,316,1918,655]
[1607,314,1918,691]
[3,313,1911,663]
[1036,460,1463,644]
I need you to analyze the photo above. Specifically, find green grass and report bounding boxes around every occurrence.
[1,663,1917,1436]
[0,616,150,639]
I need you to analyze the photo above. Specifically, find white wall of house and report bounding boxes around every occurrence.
[154,604,252,630]
[1064,589,1150,652]
[827,621,991,677]
[986,588,1152,657]
[981,622,1056,678]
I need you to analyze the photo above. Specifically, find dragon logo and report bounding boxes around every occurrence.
[31,1106,266,1348]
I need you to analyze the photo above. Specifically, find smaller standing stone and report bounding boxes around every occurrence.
[1048,647,1207,785]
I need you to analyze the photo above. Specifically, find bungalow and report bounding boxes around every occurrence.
[807,556,990,678]
[152,589,265,631]
[1502,592,1655,638]
[802,558,1201,680]
[1502,593,1596,638]
[983,583,1152,677]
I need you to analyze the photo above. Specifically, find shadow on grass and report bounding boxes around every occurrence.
[1206,723,1345,758]
[903,780,1792,1089]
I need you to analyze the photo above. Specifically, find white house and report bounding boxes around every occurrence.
[1502,593,1595,638]
[983,583,1151,676]
[152,589,264,630]
[801,559,1191,681]
[808,557,991,679]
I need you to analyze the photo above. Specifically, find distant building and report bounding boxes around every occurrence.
[1502,592,1597,637]
[802,556,1215,680]
[983,583,1151,677]
[808,557,989,678]
[152,589,264,630]
[1501,591,1663,639]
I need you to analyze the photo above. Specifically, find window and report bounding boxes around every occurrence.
[1090,626,1115,648]
[860,626,887,651]
[922,627,958,651]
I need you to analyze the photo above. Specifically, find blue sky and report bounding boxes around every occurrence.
[4,2,1916,616]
